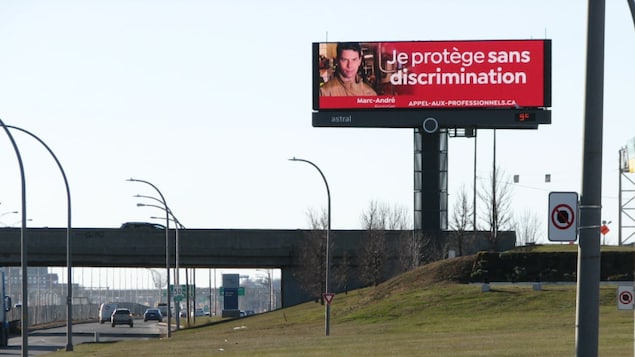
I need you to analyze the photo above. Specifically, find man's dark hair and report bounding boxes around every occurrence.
[336,42,363,58]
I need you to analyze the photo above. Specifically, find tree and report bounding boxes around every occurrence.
[358,201,411,285]
[515,209,542,246]
[359,201,387,286]
[449,185,473,256]
[331,252,353,294]
[147,268,167,305]
[398,230,422,272]
[478,166,514,251]
[293,208,328,303]
[417,230,446,265]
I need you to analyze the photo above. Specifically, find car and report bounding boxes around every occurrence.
[192,308,207,317]
[111,308,133,327]
[120,222,165,230]
[143,308,163,322]
[99,303,118,324]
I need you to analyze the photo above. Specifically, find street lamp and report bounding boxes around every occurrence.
[126,178,172,337]
[288,157,331,336]
[0,211,18,227]
[3,123,73,354]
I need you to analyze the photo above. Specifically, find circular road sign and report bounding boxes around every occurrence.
[619,290,633,305]
[551,204,575,230]
[548,192,578,242]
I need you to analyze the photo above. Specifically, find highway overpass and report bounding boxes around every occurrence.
[0,227,407,307]
[0,227,515,307]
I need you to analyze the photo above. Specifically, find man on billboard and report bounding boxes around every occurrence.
[319,42,377,97]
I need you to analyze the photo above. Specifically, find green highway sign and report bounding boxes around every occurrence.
[170,284,195,300]
[219,287,245,296]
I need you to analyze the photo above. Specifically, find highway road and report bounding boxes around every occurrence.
[2,318,165,356]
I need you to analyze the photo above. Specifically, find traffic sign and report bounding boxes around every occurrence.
[323,293,335,305]
[617,286,634,310]
[548,192,578,242]
[170,284,194,301]
[600,224,610,235]
[219,287,245,296]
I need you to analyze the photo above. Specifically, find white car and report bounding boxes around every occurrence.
[192,308,207,317]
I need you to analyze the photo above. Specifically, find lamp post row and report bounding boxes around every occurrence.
[0,128,332,348]
[136,198,184,329]
[0,121,74,356]
[126,178,172,338]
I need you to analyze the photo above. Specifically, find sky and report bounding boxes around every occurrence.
[0,0,634,251]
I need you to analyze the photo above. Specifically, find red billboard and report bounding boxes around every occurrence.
[313,40,551,110]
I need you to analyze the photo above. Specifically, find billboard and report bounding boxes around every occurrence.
[621,137,635,173]
[313,39,551,111]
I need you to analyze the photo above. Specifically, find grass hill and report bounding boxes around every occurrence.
[48,248,634,356]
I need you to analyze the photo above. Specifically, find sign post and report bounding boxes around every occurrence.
[548,192,579,242]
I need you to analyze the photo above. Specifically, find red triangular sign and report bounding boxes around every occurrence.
[323,293,335,304]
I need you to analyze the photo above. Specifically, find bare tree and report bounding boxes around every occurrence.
[147,268,167,289]
[449,185,473,256]
[331,252,352,294]
[359,201,387,286]
[398,230,422,272]
[293,208,327,302]
[358,201,412,284]
[478,166,514,251]
[386,203,410,230]
[147,268,167,304]
[515,209,542,246]
[418,230,447,264]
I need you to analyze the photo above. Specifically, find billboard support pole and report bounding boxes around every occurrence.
[575,0,605,356]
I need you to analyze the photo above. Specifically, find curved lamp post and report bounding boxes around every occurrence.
[5,125,74,352]
[0,211,18,227]
[1,122,73,354]
[126,178,172,337]
[288,157,331,336]
[0,119,27,356]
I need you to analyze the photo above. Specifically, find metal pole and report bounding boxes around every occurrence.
[269,269,273,311]
[0,118,28,357]
[289,157,331,336]
[127,178,171,337]
[175,221,180,329]
[575,0,605,355]
[492,129,497,245]
[473,130,477,247]
[5,125,74,351]
[618,149,623,246]
[628,0,635,29]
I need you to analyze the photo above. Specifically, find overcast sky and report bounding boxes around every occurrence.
[0,1,633,249]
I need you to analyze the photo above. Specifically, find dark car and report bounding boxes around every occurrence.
[120,222,165,230]
[111,308,134,327]
[143,308,163,322]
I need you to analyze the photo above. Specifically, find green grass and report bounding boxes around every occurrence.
[45,258,635,356]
